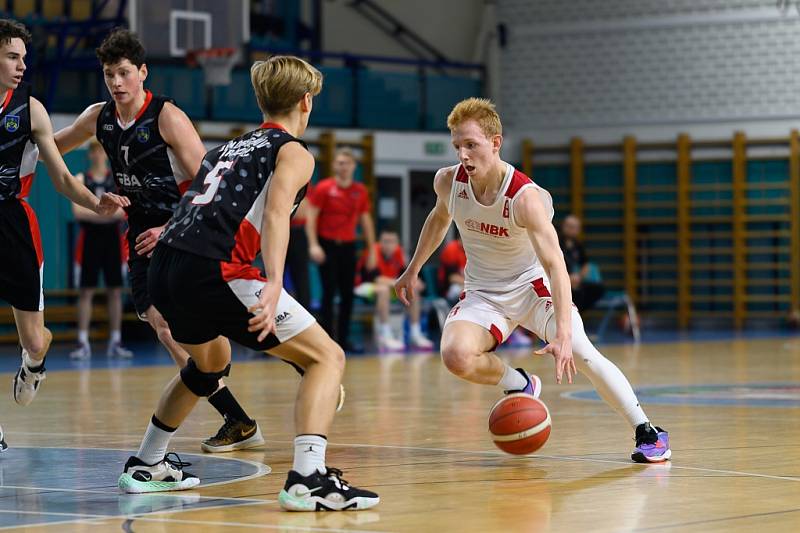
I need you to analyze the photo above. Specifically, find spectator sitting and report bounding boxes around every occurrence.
[355,230,434,352]
[560,214,605,312]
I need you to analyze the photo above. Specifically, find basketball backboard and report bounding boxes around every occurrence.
[129,0,250,58]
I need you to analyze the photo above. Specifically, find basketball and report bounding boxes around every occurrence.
[488,393,551,455]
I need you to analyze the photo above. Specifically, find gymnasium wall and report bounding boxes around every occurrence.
[497,0,800,144]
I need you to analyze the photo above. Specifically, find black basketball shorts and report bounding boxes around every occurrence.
[148,244,315,350]
[0,199,43,311]
[74,222,123,289]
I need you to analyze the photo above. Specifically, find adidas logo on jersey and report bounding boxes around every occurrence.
[457,189,468,200]
[464,218,509,238]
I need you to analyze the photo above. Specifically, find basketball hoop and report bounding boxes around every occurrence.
[187,47,239,87]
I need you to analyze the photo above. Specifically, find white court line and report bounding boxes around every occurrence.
[0,508,387,533]
[0,484,266,503]
[4,446,271,490]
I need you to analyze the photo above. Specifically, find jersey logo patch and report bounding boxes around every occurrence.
[136,126,150,143]
[4,115,19,132]
[457,189,468,200]
[103,123,114,131]
[464,218,510,238]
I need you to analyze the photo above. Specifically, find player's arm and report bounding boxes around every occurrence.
[158,102,205,184]
[514,188,577,384]
[360,210,377,270]
[53,102,103,154]
[395,166,454,305]
[248,143,315,341]
[30,98,128,215]
[134,103,206,257]
[305,200,324,263]
[70,172,122,223]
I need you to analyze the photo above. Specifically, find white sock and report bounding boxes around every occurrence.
[78,330,89,345]
[292,434,327,476]
[410,322,422,337]
[22,350,43,371]
[109,330,121,344]
[546,310,649,428]
[137,416,175,465]
[379,322,393,338]
[498,364,528,391]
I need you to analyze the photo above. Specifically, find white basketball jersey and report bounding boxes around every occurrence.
[447,162,554,292]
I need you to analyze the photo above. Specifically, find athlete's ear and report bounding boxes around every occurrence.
[300,92,312,113]
[492,134,503,153]
[139,63,148,83]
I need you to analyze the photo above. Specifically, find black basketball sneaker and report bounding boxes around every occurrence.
[0,424,7,452]
[200,417,264,453]
[279,467,380,511]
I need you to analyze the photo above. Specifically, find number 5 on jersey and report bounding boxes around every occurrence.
[192,160,235,205]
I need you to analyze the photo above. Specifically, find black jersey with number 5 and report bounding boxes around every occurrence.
[95,91,185,230]
[161,123,307,277]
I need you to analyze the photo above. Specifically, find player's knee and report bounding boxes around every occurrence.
[180,358,231,397]
[324,343,346,376]
[440,344,475,377]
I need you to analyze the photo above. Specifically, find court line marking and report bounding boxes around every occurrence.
[0,509,387,533]
[3,446,271,490]
[633,507,800,531]
[0,484,267,503]
[9,434,800,483]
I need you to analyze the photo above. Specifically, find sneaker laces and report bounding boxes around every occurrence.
[325,467,350,491]
[164,452,192,470]
[209,418,238,441]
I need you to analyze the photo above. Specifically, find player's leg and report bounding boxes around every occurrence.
[143,304,261,453]
[269,325,379,511]
[440,292,541,396]
[103,228,132,357]
[70,287,94,359]
[336,242,357,349]
[318,238,337,338]
[119,336,230,493]
[374,279,403,351]
[106,287,132,357]
[405,277,433,349]
[524,288,670,462]
[12,308,52,406]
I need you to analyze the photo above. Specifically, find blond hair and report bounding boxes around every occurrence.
[446,97,502,138]
[334,147,357,162]
[88,138,103,152]
[250,55,322,117]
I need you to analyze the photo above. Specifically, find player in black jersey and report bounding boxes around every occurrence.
[0,20,128,451]
[69,139,132,360]
[118,55,379,511]
[54,28,261,453]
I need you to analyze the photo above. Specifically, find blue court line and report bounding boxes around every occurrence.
[563,382,800,408]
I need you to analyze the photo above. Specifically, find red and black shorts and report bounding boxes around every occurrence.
[148,244,315,350]
[74,222,124,289]
[0,199,43,311]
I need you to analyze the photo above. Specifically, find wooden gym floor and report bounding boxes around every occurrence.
[0,333,799,532]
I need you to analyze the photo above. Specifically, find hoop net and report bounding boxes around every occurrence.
[187,47,239,87]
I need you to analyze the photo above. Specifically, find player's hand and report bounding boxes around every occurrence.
[309,244,325,264]
[135,225,165,258]
[95,192,129,216]
[394,268,420,306]
[535,335,577,385]
[366,249,378,271]
[248,281,282,341]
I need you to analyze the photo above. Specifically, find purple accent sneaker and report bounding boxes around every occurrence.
[505,368,542,399]
[632,423,671,463]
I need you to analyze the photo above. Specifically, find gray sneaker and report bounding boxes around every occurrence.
[13,350,46,406]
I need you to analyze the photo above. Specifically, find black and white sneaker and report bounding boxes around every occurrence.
[118,453,200,493]
[13,350,46,406]
[0,424,7,452]
[279,467,380,511]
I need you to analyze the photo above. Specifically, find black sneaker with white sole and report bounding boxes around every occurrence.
[0,424,7,452]
[200,417,265,453]
[13,349,46,406]
[279,467,380,511]
[118,453,200,493]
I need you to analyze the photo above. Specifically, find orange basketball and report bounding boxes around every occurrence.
[488,393,551,455]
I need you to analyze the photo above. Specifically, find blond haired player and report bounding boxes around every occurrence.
[395,98,670,463]
[117,56,379,511]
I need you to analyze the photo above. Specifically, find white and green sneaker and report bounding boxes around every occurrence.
[118,453,200,493]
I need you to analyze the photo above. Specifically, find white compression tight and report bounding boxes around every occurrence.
[542,309,649,428]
